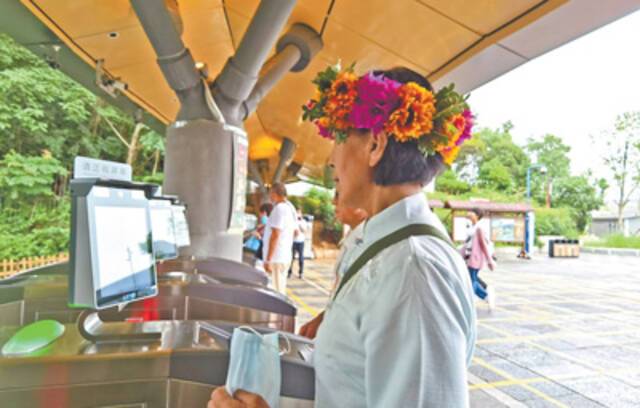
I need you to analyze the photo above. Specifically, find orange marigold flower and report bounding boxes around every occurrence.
[385,82,436,142]
[438,145,460,165]
[324,71,358,131]
[439,113,466,149]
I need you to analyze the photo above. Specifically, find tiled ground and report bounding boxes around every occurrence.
[286,252,640,407]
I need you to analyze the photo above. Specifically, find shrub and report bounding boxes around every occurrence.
[0,199,70,259]
[291,187,342,244]
[534,207,578,239]
[435,170,471,195]
[584,234,640,249]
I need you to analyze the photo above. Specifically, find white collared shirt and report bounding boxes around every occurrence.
[314,193,476,408]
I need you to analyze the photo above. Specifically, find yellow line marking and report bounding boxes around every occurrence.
[286,289,320,316]
[476,326,640,345]
[473,357,569,407]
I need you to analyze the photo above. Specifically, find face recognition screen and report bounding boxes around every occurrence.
[149,200,179,260]
[89,189,157,308]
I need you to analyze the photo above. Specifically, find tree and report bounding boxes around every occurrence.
[597,112,640,230]
[526,134,571,206]
[0,34,165,179]
[435,169,471,195]
[0,33,168,259]
[478,158,514,191]
[0,150,67,208]
[553,175,603,233]
[456,123,530,193]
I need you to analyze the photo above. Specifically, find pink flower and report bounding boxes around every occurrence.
[314,120,333,140]
[349,72,401,134]
[456,109,474,146]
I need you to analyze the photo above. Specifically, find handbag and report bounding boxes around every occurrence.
[244,236,261,253]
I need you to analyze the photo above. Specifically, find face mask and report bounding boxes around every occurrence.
[225,326,291,408]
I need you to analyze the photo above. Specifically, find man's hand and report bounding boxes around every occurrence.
[264,262,272,274]
[208,388,269,408]
[299,311,324,339]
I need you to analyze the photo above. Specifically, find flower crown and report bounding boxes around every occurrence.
[301,63,474,165]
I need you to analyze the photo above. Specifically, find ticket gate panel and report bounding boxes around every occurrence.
[0,321,315,408]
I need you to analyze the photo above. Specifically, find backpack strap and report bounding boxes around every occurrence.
[333,223,454,300]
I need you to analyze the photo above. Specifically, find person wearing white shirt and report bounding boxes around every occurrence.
[288,208,308,279]
[210,67,477,408]
[262,182,297,295]
[299,194,367,339]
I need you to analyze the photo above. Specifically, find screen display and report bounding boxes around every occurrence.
[150,201,179,260]
[93,205,156,307]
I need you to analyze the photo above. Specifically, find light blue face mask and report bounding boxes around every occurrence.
[225,326,291,408]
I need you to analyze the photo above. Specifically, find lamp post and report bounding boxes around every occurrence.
[526,164,547,199]
[523,164,547,258]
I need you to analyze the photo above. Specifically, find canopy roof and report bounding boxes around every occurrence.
[3,0,639,181]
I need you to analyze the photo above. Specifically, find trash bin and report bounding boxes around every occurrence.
[549,239,580,258]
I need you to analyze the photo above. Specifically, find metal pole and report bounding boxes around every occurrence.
[526,167,532,199]
[272,138,297,183]
[242,45,301,119]
[215,0,297,116]
[130,0,211,121]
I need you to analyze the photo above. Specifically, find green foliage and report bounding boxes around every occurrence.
[0,151,67,206]
[0,33,165,176]
[526,134,570,179]
[534,208,578,239]
[478,159,513,191]
[526,134,571,204]
[291,188,343,243]
[0,200,70,259]
[0,34,168,260]
[0,34,44,71]
[138,172,165,185]
[584,234,640,249]
[435,170,471,195]
[456,124,530,194]
[553,175,603,233]
[597,111,640,229]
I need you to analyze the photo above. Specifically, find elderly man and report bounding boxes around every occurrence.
[262,182,297,295]
[210,66,476,407]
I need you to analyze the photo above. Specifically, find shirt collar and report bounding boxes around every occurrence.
[361,192,434,246]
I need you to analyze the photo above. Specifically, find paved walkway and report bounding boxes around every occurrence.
[286,253,640,407]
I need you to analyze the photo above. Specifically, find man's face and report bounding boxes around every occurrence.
[329,130,374,210]
[269,190,279,203]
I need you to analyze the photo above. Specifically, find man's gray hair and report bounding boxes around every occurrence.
[271,182,287,197]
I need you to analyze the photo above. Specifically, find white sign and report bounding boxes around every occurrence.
[172,205,191,247]
[453,216,471,242]
[74,156,131,181]
[229,133,249,232]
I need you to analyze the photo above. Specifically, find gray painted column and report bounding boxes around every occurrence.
[164,121,240,259]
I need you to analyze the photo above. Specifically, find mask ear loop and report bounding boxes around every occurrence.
[238,325,263,337]
[279,333,292,356]
[237,326,291,356]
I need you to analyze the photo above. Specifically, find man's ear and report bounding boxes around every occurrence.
[368,132,388,168]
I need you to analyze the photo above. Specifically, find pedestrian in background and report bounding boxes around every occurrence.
[299,192,368,339]
[262,183,297,294]
[463,208,496,309]
[288,208,308,279]
[252,202,273,270]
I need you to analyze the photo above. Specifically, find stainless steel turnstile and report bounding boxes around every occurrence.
[0,320,315,408]
[1,262,295,332]
[157,256,269,286]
